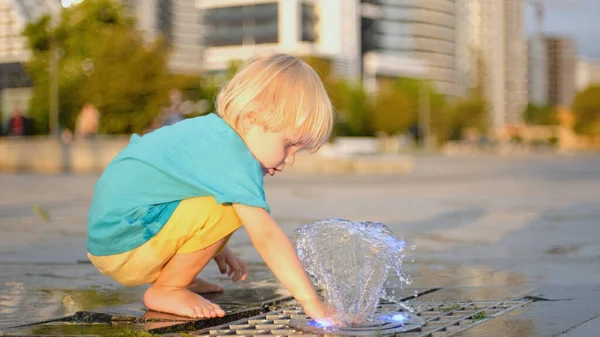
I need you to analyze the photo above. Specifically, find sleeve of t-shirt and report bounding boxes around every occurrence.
[209,151,271,213]
[172,144,270,213]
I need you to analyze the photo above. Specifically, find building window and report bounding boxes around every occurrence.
[204,3,278,47]
[361,17,379,54]
[301,3,317,42]
[0,63,32,90]
[157,0,173,44]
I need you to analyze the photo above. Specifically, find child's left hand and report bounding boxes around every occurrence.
[214,248,248,282]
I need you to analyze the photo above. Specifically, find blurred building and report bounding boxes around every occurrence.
[122,0,204,74]
[361,0,459,96]
[527,36,577,107]
[576,57,600,92]
[197,0,363,81]
[462,0,529,129]
[546,36,576,107]
[123,0,463,97]
[126,0,432,93]
[0,0,59,124]
[527,38,548,105]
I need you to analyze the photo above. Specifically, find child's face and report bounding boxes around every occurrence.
[242,123,303,176]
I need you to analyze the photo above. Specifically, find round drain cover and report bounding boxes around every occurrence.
[291,311,424,336]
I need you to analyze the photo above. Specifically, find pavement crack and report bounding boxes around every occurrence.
[554,314,600,336]
[521,295,571,302]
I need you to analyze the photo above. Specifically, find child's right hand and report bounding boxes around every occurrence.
[301,297,344,327]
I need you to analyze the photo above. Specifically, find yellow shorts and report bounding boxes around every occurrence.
[87,196,242,286]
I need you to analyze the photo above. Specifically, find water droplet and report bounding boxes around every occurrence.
[411,244,416,250]
[414,290,419,297]
[391,289,396,295]
[386,281,390,286]
[411,258,415,263]
[404,277,413,285]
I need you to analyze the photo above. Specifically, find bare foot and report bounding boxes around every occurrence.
[188,278,224,294]
[144,284,225,318]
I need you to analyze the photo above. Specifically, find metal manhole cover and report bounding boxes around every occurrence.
[192,299,532,336]
[289,308,425,336]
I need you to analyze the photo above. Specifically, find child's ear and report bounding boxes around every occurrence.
[239,111,257,133]
[246,111,257,124]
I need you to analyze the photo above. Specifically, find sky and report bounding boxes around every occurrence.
[523,0,600,58]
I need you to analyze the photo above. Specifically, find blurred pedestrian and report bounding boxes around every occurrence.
[5,106,35,136]
[75,103,100,139]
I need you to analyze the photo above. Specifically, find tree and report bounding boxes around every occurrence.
[445,95,488,141]
[523,103,557,125]
[299,56,351,138]
[370,81,414,136]
[393,78,447,144]
[572,84,600,136]
[23,0,173,134]
[330,80,371,137]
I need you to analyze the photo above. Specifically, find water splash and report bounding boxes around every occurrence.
[295,218,409,325]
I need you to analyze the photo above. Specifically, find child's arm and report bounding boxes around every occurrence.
[233,204,329,322]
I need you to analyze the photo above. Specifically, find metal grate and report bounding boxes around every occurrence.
[192,299,532,337]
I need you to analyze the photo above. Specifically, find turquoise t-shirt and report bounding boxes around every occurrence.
[87,113,269,256]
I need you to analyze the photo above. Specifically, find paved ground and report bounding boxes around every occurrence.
[1,154,600,336]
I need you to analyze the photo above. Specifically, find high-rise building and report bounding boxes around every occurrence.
[576,57,600,92]
[362,0,460,96]
[123,0,204,74]
[527,37,549,105]
[527,35,577,107]
[546,36,576,107]
[198,0,363,81]
[462,0,528,129]
[124,0,462,96]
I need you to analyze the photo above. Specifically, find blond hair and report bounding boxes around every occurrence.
[216,52,334,152]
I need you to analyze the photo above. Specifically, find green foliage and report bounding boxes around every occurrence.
[111,330,163,337]
[440,303,461,312]
[524,103,557,125]
[299,56,347,139]
[472,311,487,321]
[437,95,489,142]
[226,59,243,79]
[23,0,172,134]
[370,81,414,136]
[169,74,204,102]
[572,84,600,136]
[334,81,372,137]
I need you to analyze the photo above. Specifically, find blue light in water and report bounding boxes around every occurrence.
[380,313,408,323]
[392,314,407,322]
[308,319,334,328]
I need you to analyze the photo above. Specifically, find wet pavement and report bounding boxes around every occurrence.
[1,154,600,336]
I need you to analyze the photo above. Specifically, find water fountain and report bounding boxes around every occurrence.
[293,218,424,334]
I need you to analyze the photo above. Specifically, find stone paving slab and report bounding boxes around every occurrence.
[0,285,294,336]
[0,280,592,336]
[0,286,546,336]
[451,285,600,337]
[411,286,538,302]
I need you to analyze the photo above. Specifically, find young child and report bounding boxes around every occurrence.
[86,52,334,323]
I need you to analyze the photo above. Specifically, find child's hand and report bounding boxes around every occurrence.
[214,248,248,282]
[301,297,345,328]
